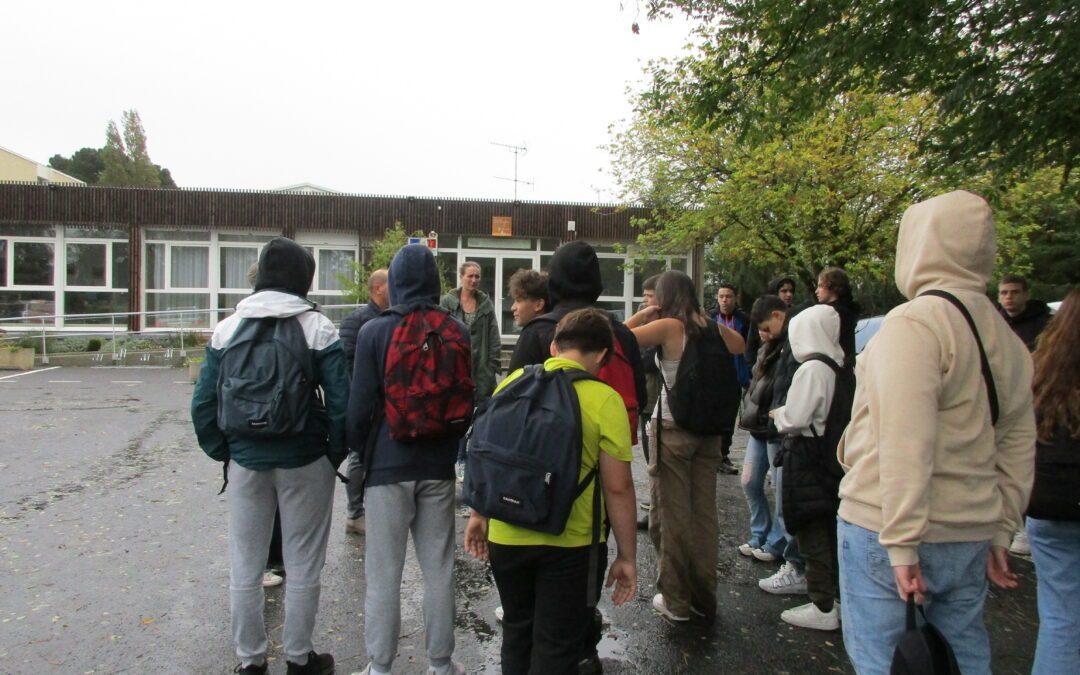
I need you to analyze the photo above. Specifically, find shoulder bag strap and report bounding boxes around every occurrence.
[918,290,1000,426]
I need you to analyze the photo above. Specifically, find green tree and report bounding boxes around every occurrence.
[646,0,1080,181]
[610,88,937,294]
[339,225,454,304]
[98,110,164,188]
[48,147,105,183]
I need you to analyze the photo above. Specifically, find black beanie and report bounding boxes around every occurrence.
[254,237,316,298]
[547,240,602,306]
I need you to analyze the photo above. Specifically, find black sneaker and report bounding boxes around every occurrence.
[286,651,335,675]
[718,458,738,475]
[636,513,649,531]
[234,663,268,675]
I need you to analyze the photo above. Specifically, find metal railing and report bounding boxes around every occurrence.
[0,304,356,364]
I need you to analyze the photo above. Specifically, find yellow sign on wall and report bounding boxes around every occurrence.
[492,216,512,237]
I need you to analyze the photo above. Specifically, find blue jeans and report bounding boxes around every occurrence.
[741,436,785,553]
[837,518,991,675]
[1028,517,1080,675]
[765,441,802,566]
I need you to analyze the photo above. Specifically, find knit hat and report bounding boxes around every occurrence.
[547,240,602,307]
[254,237,316,298]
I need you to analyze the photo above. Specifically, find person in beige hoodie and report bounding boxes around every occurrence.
[836,190,1036,675]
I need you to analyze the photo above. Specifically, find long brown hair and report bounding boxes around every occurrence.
[654,270,704,337]
[1032,289,1080,442]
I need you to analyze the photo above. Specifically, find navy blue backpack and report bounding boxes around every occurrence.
[463,365,599,536]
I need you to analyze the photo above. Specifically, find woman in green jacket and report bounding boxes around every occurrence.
[441,261,501,400]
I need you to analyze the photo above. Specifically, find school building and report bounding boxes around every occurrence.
[0,183,697,341]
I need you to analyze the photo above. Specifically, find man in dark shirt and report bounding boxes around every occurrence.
[337,268,388,535]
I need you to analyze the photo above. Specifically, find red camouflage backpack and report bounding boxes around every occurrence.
[383,304,476,442]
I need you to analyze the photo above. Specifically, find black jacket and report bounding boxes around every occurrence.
[339,301,382,380]
[509,242,647,414]
[1027,424,1080,521]
[999,300,1052,352]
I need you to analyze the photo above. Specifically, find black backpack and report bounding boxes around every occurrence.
[658,321,741,436]
[216,314,323,437]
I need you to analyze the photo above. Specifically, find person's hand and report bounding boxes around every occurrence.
[987,545,1018,589]
[463,513,489,561]
[767,409,778,419]
[605,557,637,606]
[893,563,927,603]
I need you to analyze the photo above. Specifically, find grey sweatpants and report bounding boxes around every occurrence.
[228,457,335,666]
[364,480,456,673]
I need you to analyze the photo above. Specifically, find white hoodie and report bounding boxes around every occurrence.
[772,305,845,438]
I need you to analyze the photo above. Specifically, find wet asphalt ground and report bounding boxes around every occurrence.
[0,367,1039,674]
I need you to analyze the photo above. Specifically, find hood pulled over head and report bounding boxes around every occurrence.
[894,190,995,300]
[388,244,441,306]
[547,241,602,307]
[788,304,844,364]
[254,237,316,298]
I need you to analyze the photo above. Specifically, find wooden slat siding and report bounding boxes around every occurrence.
[0,183,652,239]
[128,223,142,332]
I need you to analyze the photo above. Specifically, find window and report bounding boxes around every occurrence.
[296,236,358,324]
[0,240,6,288]
[220,247,258,290]
[14,242,54,286]
[597,257,626,296]
[67,243,107,286]
[317,249,354,292]
[143,234,212,328]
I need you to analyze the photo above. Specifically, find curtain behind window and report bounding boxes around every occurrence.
[220,247,257,289]
[171,246,208,288]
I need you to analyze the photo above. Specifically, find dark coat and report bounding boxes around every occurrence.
[346,245,461,487]
[440,288,501,399]
[1027,423,1080,521]
[339,301,381,381]
[999,300,1052,352]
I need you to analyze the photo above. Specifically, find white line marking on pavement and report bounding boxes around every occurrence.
[173,381,191,384]
[48,380,82,383]
[0,366,62,381]
[112,380,143,384]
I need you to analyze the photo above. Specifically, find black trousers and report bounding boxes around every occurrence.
[489,542,607,675]
[795,515,838,612]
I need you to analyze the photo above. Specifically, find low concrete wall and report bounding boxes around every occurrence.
[0,348,35,370]
[34,351,189,368]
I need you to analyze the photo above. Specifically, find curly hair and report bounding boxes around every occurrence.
[1032,289,1080,442]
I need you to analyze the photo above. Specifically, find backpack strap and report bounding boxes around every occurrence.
[801,353,841,438]
[917,290,1000,426]
[556,366,604,607]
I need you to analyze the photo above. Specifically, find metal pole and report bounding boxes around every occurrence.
[40,318,49,365]
[179,311,186,357]
[111,313,118,362]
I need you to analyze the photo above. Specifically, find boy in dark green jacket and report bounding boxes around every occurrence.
[191,237,348,675]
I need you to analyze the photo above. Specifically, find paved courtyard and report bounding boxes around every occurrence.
[0,367,1040,674]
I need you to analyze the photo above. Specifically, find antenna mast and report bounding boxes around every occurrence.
[491,141,534,200]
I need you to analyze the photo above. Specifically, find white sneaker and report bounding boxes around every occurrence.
[651,593,689,622]
[261,571,283,588]
[427,662,466,675]
[751,548,778,562]
[781,601,840,631]
[758,561,807,595]
[738,543,755,557]
[494,605,504,623]
[1010,530,1031,555]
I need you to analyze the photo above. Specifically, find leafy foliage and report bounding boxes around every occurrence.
[48,147,105,184]
[646,0,1080,180]
[338,224,454,304]
[610,88,936,292]
[99,110,163,187]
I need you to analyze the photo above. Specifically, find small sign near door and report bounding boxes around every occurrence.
[492,216,512,237]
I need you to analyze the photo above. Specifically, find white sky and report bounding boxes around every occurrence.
[2,1,693,202]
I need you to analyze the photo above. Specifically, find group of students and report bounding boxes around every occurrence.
[192,188,1077,675]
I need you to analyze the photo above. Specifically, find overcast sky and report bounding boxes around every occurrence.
[2,1,692,202]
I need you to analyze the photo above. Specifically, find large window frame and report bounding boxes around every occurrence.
[0,226,130,328]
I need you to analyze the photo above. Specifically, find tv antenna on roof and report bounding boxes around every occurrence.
[491,141,534,201]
